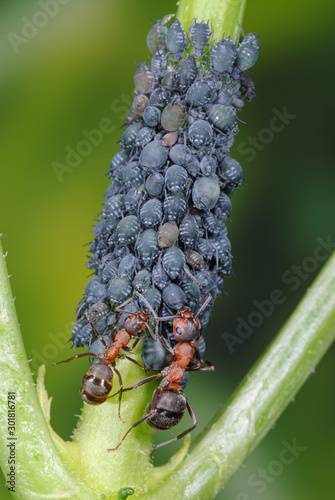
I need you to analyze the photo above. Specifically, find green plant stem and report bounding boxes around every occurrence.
[177,0,247,42]
[0,239,99,499]
[137,252,335,499]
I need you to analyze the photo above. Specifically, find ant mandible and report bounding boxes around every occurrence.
[108,304,215,458]
[53,292,162,421]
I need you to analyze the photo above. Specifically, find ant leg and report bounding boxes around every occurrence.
[158,333,174,354]
[150,394,198,460]
[188,349,202,369]
[109,313,123,343]
[121,337,141,352]
[118,354,147,371]
[115,308,137,316]
[135,291,174,352]
[192,365,215,372]
[153,316,179,354]
[142,309,175,353]
[85,312,109,349]
[112,363,124,423]
[186,361,215,372]
[195,295,212,319]
[134,291,177,351]
[146,323,158,342]
[115,295,137,314]
[194,348,215,369]
[107,412,153,451]
[108,387,163,451]
[183,265,213,318]
[109,373,162,399]
[155,315,176,321]
[134,292,160,341]
[187,350,215,371]
[146,323,174,355]
[191,348,214,369]
[199,359,215,369]
[52,352,99,365]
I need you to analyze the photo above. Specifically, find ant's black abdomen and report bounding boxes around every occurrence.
[146,391,186,430]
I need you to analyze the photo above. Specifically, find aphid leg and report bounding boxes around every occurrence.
[239,24,246,38]
[112,363,124,423]
[209,20,215,50]
[187,17,195,39]
[150,394,198,460]
[215,248,219,269]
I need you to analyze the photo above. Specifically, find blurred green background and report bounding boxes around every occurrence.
[0,0,334,498]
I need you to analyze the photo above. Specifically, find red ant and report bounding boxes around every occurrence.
[108,305,214,459]
[53,293,163,421]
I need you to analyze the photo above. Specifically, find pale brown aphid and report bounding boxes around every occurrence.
[158,222,179,248]
[161,102,187,131]
[186,250,204,270]
[134,63,155,94]
[162,132,178,147]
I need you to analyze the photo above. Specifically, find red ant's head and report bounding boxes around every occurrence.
[123,311,149,336]
[173,307,201,343]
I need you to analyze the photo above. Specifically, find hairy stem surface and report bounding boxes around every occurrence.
[0,239,99,499]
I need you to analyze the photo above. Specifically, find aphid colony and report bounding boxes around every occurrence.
[72,19,259,350]
[59,17,259,455]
